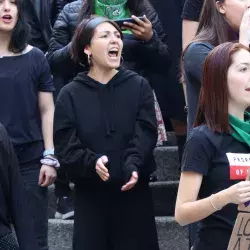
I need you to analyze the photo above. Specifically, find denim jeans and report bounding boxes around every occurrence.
[15,141,48,250]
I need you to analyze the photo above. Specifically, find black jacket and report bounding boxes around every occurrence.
[0,124,39,249]
[51,0,76,25]
[25,0,52,52]
[54,69,157,185]
[47,0,171,82]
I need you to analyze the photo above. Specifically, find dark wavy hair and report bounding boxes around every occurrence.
[8,0,30,53]
[78,0,146,20]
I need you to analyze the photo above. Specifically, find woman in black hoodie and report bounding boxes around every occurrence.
[54,17,159,250]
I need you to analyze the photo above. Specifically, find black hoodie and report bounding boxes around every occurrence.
[54,69,157,185]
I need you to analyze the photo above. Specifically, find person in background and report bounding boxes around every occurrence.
[54,16,159,250]
[182,0,204,50]
[149,0,187,163]
[0,0,58,249]
[24,0,53,53]
[0,125,39,250]
[176,42,250,250]
[51,0,76,26]
[47,0,170,220]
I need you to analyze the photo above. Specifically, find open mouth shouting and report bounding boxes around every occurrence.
[108,47,119,59]
[1,14,13,24]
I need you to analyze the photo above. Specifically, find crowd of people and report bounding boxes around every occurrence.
[1,0,250,250]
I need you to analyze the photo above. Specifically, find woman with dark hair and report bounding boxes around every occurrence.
[182,0,250,133]
[0,0,58,249]
[47,0,170,219]
[47,0,170,84]
[54,16,159,250]
[0,125,39,249]
[175,42,250,250]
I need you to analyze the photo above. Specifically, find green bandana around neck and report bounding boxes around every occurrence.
[229,112,250,147]
[94,0,131,34]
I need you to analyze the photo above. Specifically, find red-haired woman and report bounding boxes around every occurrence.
[183,0,250,133]
[175,42,250,250]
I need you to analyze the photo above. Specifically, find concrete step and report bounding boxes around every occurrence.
[153,146,180,182]
[48,180,179,218]
[151,181,178,216]
[48,217,188,250]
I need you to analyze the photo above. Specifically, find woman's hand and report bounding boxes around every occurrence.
[226,181,250,205]
[95,156,109,182]
[239,6,250,47]
[39,165,57,187]
[123,15,153,42]
[121,171,139,192]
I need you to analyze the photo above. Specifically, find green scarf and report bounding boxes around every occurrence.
[94,0,131,34]
[229,112,250,147]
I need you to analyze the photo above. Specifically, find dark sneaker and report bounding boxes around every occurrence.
[55,196,74,220]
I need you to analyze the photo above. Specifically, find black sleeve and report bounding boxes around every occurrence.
[2,126,39,250]
[138,0,172,73]
[123,78,158,180]
[36,50,55,92]
[46,5,77,77]
[181,129,214,175]
[182,0,204,21]
[54,87,98,180]
[184,42,213,88]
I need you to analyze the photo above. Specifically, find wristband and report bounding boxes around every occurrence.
[43,149,55,157]
[41,155,60,169]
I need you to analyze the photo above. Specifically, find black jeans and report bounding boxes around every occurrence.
[15,142,48,250]
[54,170,72,198]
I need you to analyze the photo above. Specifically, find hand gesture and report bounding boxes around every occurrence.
[121,171,139,192]
[239,5,250,47]
[123,15,153,42]
[39,165,57,187]
[95,156,109,182]
[226,181,250,204]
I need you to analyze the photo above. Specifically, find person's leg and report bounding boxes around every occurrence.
[54,170,74,220]
[112,183,159,250]
[73,183,108,250]
[19,159,48,250]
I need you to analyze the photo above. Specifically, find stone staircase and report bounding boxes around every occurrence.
[47,134,188,250]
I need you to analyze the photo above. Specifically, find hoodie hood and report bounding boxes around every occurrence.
[72,69,138,136]
[73,68,138,88]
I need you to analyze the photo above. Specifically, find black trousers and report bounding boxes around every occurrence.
[15,142,48,250]
[73,181,159,250]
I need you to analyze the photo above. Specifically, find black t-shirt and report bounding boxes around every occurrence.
[183,42,214,133]
[182,125,250,250]
[182,0,204,21]
[0,47,54,147]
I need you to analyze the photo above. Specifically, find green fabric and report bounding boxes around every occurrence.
[94,0,131,34]
[229,112,250,147]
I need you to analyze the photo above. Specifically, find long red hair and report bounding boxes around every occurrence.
[194,42,250,132]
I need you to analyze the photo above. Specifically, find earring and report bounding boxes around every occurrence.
[120,55,124,67]
[88,54,91,65]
